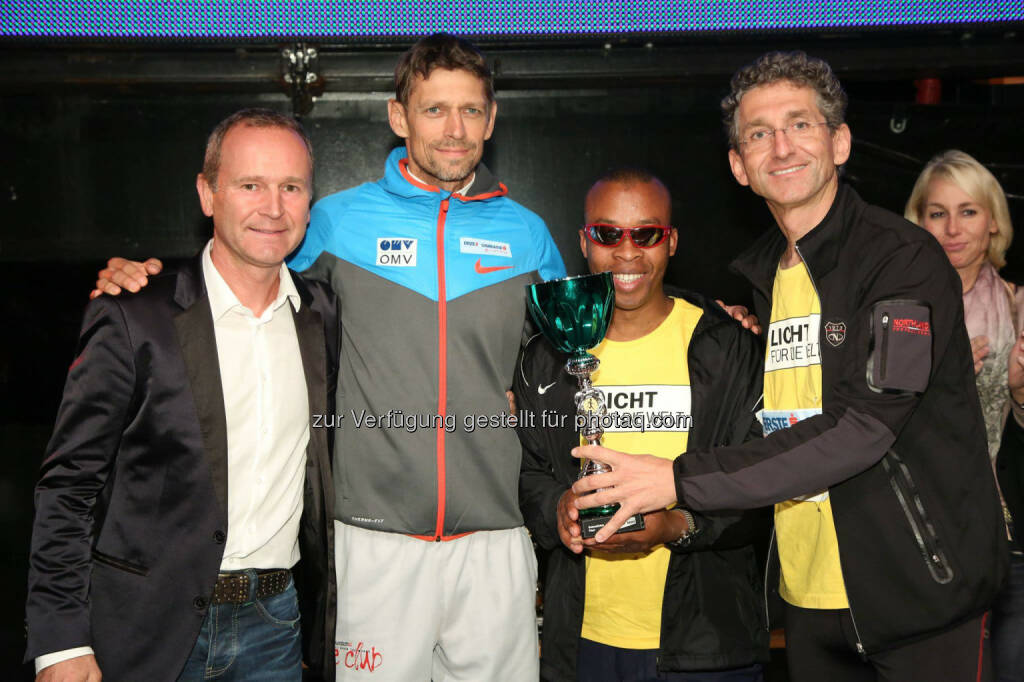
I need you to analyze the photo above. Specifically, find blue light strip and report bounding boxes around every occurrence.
[2,1,1022,39]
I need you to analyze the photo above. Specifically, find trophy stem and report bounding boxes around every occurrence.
[567,352,618,519]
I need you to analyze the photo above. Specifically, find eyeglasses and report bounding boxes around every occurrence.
[738,120,830,152]
[583,223,673,248]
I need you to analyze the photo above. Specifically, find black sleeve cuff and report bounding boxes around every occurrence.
[672,454,689,508]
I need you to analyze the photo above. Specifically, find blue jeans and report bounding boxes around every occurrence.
[993,552,1024,682]
[576,638,765,682]
[177,570,302,681]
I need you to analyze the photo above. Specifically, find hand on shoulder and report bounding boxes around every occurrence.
[89,257,163,300]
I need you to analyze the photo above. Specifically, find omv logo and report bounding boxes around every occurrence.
[376,238,417,267]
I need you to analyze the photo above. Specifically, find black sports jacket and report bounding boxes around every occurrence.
[516,292,771,680]
[674,184,1008,654]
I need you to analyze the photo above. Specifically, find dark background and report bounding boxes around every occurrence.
[3,25,1024,677]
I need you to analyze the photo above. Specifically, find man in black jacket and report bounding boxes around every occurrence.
[25,109,337,682]
[516,168,770,681]
[573,53,1008,681]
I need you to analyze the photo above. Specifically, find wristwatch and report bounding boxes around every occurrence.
[666,508,701,549]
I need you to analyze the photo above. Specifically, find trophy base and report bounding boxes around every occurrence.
[580,510,645,539]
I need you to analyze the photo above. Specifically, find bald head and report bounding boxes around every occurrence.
[584,176,671,227]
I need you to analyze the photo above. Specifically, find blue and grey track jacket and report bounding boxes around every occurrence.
[289,147,566,539]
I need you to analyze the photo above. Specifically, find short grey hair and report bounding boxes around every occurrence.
[721,51,847,149]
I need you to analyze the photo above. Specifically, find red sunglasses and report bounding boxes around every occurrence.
[583,223,673,248]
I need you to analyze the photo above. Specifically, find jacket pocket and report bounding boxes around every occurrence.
[92,549,150,576]
[882,450,953,584]
[867,300,931,394]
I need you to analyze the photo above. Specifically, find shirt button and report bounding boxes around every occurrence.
[193,596,208,610]
[213,530,226,544]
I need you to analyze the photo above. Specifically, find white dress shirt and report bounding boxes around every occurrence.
[203,240,310,571]
[37,241,310,673]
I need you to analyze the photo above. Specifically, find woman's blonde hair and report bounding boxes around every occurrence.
[905,149,1014,269]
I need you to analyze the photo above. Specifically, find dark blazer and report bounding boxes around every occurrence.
[25,255,339,681]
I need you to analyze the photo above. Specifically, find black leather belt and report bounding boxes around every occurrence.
[211,568,291,604]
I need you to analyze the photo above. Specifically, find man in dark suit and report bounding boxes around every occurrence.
[24,109,337,681]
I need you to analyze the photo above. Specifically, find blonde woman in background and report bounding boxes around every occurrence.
[906,149,1024,681]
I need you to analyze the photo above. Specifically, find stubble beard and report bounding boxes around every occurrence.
[422,145,479,184]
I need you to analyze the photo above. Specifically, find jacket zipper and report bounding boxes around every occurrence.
[793,244,823,314]
[879,312,890,382]
[882,450,954,584]
[433,197,450,541]
[794,243,868,657]
[763,528,775,633]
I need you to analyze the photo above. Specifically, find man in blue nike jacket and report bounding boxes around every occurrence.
[92,33,565,681]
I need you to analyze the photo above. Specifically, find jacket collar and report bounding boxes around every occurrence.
[663,285,736,336]
[174,249,315,312]
[173,252,207,310]
[730,182,862,299]
[380,146,508,201]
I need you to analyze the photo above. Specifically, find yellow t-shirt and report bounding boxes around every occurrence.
[580,298,703,649]
[763,261,848,609]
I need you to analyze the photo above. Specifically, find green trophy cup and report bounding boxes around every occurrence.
[525,272,645,539]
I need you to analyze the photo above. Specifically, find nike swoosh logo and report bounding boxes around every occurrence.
[538,382,556,394]
[474,258,513,274]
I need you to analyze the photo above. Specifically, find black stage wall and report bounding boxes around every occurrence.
[2,31,1023,676]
